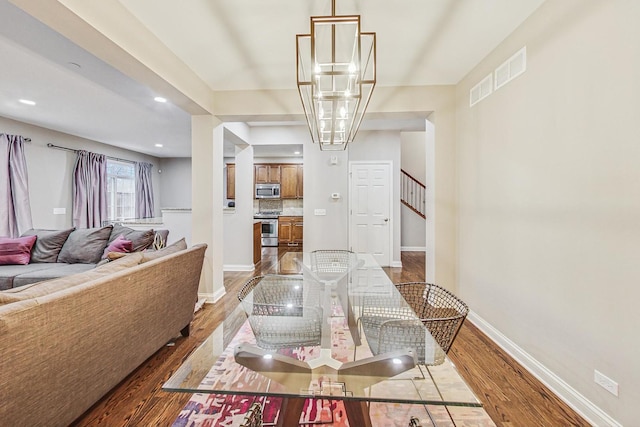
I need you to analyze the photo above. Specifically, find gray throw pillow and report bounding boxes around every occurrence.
[21,228,75,263]
[108,224,155,252]
[58,226,113,264]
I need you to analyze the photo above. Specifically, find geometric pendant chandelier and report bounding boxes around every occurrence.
[296,0,376,150]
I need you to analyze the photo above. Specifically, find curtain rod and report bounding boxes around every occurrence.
[46,143,152,166]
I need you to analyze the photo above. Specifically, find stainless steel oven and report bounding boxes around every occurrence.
[254,213,279,247]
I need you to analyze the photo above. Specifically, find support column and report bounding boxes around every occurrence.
[192,115,224,302]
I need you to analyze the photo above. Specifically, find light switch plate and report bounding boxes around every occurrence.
[53,208,66,215]
[314,209,326,216]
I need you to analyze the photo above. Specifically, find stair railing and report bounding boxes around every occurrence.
[401,169,426,219]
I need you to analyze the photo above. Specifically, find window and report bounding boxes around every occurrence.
[106,160,136,221]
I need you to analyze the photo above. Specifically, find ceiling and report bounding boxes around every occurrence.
[0,0,545,158]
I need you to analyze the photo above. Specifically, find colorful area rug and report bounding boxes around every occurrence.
[172,306,495,426]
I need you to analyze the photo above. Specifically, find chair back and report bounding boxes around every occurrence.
[309,249,358,273]
[237,275,323,350]
[395,282,469,353]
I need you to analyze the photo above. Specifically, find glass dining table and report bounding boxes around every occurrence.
[163,252,483,426]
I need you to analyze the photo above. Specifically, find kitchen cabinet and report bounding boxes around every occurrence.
[280,164,303,199]
[278,216,303,246]
[254,164,281,184]
[226,163,235,199]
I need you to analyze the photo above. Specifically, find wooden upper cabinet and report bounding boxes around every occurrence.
[280,164,303,199]
[297,165,303,198]
[226,163,235,199]
[255,164,281,184]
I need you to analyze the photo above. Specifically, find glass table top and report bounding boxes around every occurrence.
[163,252,481,408]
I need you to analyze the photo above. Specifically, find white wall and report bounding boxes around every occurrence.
[159,157,192,208]
[1,115,160,231]
[304,139,350,251]
[401,132,426,250]
[222,124,254,270]
[455,1,639,425]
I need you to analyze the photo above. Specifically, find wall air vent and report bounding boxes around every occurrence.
[495,46,527,90]
[469,73,493,107]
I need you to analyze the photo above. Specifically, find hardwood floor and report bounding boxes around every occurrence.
[72,249,589,426]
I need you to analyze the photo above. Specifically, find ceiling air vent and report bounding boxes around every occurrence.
[495,46,526,90]
[469,73,493,107]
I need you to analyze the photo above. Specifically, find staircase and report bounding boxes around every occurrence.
[401,169,426,219]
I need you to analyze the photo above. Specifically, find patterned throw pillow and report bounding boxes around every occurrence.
[0,235,38,265]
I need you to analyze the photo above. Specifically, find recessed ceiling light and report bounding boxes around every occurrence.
[155,144,163,148]
[294,151,301,155]
[19,99,36,106]
[154,96,167,103]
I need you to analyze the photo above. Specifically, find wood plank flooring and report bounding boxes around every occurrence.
[72,249,589,426]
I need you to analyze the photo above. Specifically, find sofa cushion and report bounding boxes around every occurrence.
[58,226,113,264]
[0,235,38,265]
[102,235,133,258]
[108,224,155,252]
[11,264,97,288]
[21,228,75,263]
[0,252,143,304]
[0,263,68,290]
[141,238,187,263]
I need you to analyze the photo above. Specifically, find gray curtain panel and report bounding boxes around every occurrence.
[0,134,33,237]
[73,150,107,228]
[136,161,154,218]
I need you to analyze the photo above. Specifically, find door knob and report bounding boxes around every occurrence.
[384,218,389,222]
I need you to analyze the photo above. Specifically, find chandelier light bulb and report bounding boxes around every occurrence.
[348,63,357,74]
[340,106,346,118]
[344,89,351,98]
[314,63,321,74]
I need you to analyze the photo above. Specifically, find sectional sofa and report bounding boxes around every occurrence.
[0,224,167,289]
[0,239,207,426]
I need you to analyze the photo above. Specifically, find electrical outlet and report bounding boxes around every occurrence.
[594,370,619,396]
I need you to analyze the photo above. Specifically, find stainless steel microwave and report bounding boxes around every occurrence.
[255,183,280,199]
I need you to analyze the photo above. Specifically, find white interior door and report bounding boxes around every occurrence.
[349,162,392,266]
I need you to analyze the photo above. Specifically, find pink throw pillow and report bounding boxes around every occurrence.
[0,235,38,265]
[102,235,133,259]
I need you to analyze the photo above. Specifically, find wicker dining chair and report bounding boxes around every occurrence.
[239,402,263,427]
[237,275,323,350]
[309,249,359,274]
[356,290,445,364]
[395,282,469,353]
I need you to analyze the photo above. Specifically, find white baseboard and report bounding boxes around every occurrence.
[199,287,226,304]
[401,246,426,252]
[467,311,621,427]
[223,264,255,272]
[390,261,403,268]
